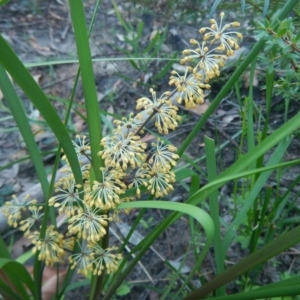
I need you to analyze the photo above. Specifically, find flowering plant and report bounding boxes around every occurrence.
[2,10,242,279]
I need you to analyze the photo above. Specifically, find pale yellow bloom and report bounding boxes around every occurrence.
[169,68,210,108]
[113,113,144,135]
[68,205,109,243]
[99,133,147,170]
[147,166,176,198]
[89,244,122,276]
[199,12,242,56]
[128,165,151,197]
[48,176,83,217]
[19,205,44,235]
[87,167,127,209]
[69,243,93,277]
[181,40,226,80]
[149,139,179,171]
[30,225,65,266]
[72,135,91,158]
[2,195,36,228]
[136,89,181,134]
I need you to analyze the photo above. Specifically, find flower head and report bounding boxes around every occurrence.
[19,205,44,235]
[136,89,181,134]
[113,113,144,135]
[199,12,242,56]
[89,244,122,276]
[48,176,83,217]
[128,165,151,197]
[148,139,179,171]
[181,40,226,80]
[2,195,36,228]
[147,166,176,198]
[72,135,91,158]
[87,167,126,209]
[68,205,109,243]
[99,133,147,170]
[169,68,210,108]
[180,12,242,79]
[69,243,93,277]
[29,225,65,266]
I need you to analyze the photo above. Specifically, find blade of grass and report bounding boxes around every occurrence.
[246,58,257,167]
[0,65,52,299]
[212,274,300,300]
[0,66,49,205]
[184,224,300,299]
[68,1,105,298]
[0,36,82,183]
[255,67,274,180]
[205,136,224,296]
[222,135,292,255]
[68,0,103,177]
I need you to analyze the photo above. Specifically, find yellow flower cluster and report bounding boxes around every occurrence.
[1,12,241,278]
[173,12,242,108]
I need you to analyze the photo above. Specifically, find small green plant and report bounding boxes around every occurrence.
[113,2,175,83]
[256,14,300,120]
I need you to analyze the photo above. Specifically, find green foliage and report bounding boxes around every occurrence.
[256,12,300,117]
[113,1,173,82]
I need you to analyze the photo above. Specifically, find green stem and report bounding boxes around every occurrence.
[205,137,225,296]
[68,0,103,176]
[68,1,106,299]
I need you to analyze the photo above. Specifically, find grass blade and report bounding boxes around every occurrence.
[205,136,224,296]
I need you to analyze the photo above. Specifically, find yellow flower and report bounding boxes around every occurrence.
[89,244,122,276]
[48,176,83,217]
[147,166,176,198]
[69,243,93,277]
[136,89,181,134]
[1,195,36,228]
[181,40,226,80]
[169,68,210,108]
[149,139,179,171]
[19,205,44,235]
[199,12,242,56]
[87,167,127,209]
[128,165,151,197]
[30,225,65,266]
[72,135,91,158]
[68,205,109,243]
[113,113,144,135]
[99,133,147,170]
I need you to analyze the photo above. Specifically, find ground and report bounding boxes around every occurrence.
[0,0,300,299]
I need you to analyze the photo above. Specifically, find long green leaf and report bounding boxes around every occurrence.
[222,136,292,256]
[0,258,35,299]
[0,65,49,200]
[68,0,103,179]
[118,200,214,264]
[0,35,82,184]
[205,137,224,296]
[105,200,215,300]
[184,225,300,299]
